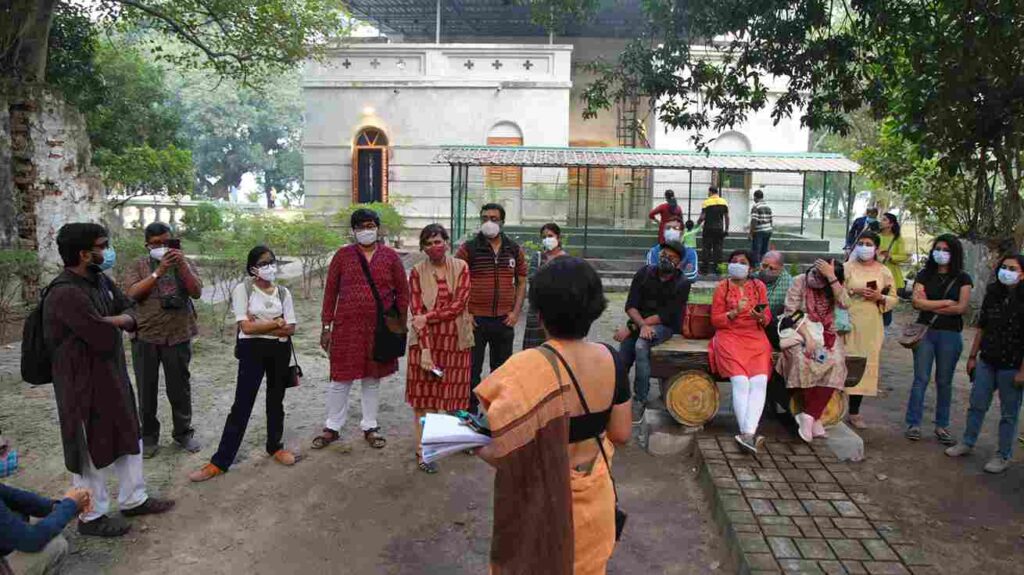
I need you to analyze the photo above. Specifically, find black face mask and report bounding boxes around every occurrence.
[658,258,677,276]
[666,196,678,208]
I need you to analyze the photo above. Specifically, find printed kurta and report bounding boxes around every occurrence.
[843,260,899,396]
[708,279,773,378]
[776,275,851,390]
[321,244,410,382]
[43,270,140,474]
[406,266,472,411]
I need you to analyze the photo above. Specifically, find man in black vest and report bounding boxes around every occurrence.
[456,203,528,412]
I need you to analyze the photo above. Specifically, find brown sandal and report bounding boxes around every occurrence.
[364,427,386,449]
[311,428,340,449]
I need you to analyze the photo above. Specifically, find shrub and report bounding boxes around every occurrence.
[181,202,225,239]
[111,230,148,287]
[0,250,40,341]
[336,202,405,244]
[277,215,341,299]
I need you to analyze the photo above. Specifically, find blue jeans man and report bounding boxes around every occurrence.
[618,324,675,408]
[751,231,772,267]
[960,359,1024,461]
[905,329,963,430]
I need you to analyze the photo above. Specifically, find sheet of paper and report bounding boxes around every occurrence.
[421,413,491,446]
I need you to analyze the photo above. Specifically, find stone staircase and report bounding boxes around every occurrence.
[502,225,843,291]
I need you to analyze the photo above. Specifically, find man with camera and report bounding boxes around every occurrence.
[125,222,203,458]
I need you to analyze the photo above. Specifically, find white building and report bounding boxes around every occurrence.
[302,0,814,233]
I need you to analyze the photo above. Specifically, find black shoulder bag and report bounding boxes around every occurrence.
[539,343,628,541]
[356,252,408,362]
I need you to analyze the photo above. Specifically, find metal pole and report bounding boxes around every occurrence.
[687,169,693,220]
[435,0,441,44]
[449,164,455,250]
[800,172,807,236]
[574,168,582,227]
[461,165,469,241]
[584,167,591,257]
[821,171,829,240]
[846,172,855,235]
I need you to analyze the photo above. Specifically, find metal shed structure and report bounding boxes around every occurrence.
[435,145,861,254]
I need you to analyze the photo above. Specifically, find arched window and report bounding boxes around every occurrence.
[352,127,389,203]
[711,131,752,191]
[485,122,523,189]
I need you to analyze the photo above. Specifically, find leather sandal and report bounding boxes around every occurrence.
[364,428,387,449]
[311,428,340,450]
[121,497,175,517]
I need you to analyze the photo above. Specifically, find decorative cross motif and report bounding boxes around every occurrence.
[396,58,406,70]
[492,59,503,70]
[464,60,475,70]
[342,59,352,69]
[523,60,534,70]
[370,58,381,69]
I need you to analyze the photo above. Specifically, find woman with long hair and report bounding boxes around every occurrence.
[945,255,1024,474]
[476,257,631,574]
[523,222,567,350]
[843,231,900,429]
[189,246,298,482]
[904,235,972,444]
[776,259,849,442]
[406,224,473,474]
[877,213,908,327]
[709,249,773,453]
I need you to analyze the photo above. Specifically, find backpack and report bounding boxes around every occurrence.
[20,278,71,385]
[232,279,289,359]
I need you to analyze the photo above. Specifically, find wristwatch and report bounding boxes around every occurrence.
[150,272,159,280]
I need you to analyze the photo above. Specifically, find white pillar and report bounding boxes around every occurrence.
[435,0,441,44]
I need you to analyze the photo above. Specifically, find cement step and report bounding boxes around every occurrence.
[502,226,831,252]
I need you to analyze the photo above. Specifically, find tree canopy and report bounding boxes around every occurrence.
[579,0,1024,245]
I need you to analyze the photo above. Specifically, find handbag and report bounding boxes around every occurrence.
[356,252,408,362]
[539,344,628,541]
[683,303,715,339]
[898,276,956,349]
[286,337,302,389]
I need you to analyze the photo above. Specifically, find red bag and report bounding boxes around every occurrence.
[683,303,715,340]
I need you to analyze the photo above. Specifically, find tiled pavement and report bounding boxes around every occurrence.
[697,435,935,575]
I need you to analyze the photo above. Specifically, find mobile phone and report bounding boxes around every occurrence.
[167,238,181,250]
[866,280,878,290]
[754,303,767,313]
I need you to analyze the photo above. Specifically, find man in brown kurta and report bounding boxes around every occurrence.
[44,223,174,537]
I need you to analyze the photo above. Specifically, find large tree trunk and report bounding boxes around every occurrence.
[1,0,57,82]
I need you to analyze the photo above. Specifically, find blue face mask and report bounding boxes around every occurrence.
[99,247,116,271]
[0,447,17,478]
[865,217,877,225]
[997,268,1021,286]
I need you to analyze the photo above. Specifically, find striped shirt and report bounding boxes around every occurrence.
[750,200,773,233]
[456,234,527,317]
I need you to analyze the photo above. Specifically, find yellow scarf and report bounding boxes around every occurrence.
[408,256,475,351]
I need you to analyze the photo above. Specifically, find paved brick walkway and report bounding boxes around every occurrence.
[698,435,934,575]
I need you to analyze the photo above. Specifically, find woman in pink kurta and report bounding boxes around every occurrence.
[314,208,410,450]
[708,250,773,454]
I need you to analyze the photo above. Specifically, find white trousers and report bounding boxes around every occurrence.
[325,379,380,432]
[731,374,769,436]
[72,441,148,522]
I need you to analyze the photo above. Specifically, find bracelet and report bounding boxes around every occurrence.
[150,272,159,280]
[828,278,839,285]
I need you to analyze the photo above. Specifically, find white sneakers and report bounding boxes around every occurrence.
[945,442,1012,474]
[944,442,973,457]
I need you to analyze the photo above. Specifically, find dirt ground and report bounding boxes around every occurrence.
[0,292,725,575]
[838,308,1024,574]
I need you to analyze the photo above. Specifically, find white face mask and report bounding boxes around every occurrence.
[664,228,682,243]
[854,245,876,261]
[727,262,749,280]
[355,229,378,246]
[480,221,500,239]
[542,236,559,252]
[149,247,168,261]
[256,265,277,282]
[932,250,951,266]
[997,268,1021,286]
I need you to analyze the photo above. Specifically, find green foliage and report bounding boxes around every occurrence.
[180,202,225,238]
[0,250,40,340]
[110,230,148,287]
[336,202,406,242]
[96,144,193,199]
[577,0,1024,245]
[276,215,341,298]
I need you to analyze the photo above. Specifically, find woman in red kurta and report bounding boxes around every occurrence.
[709,249,773,454]
[314,209,410,450]
[406,224,474,473]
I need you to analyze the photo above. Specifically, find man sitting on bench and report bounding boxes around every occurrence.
[614,241,692,424]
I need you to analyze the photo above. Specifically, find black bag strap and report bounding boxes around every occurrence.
[356,251,385,317]
[923,275,959,327]
[538,343,620,503]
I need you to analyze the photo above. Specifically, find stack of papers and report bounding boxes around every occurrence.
[421,413,492,464]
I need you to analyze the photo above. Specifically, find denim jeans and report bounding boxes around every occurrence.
[962,359,1024,459]
[751,231,772,267]
[618,325,675,403]
[905,329,963,428]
